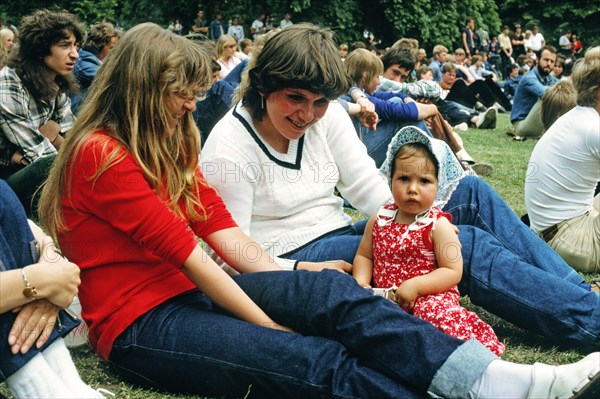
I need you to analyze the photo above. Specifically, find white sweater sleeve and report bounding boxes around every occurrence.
[325,102,392,216]
[202,134,297,270]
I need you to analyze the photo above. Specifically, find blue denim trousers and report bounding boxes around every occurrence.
[108,270,495,398]
[0,180,79,381]
[286,176,600,346]
[446,176,600,345]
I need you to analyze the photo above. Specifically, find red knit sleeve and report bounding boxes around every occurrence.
[191,168,238,238]
[68,133,198,268]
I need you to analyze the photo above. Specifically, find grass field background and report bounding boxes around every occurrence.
[2,112,598,398]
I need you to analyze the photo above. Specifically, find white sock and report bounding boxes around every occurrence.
[6,352,75,398]
[469,359,533,398]
[41,338,100,398]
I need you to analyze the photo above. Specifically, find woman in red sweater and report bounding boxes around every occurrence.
[38,23,600,399]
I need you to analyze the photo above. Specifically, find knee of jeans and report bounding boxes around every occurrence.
[314,269,364,295]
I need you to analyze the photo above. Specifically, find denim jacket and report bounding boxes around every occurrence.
[510,67,557,122]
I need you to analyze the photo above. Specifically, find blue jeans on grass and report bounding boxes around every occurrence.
[0,180,79,381]
[285,176,600,346]
[446,176,600,345]
[108,270,495,398]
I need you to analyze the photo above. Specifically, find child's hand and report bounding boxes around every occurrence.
[395,280,419,312]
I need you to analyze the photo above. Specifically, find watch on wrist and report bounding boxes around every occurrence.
[21,268,37,300]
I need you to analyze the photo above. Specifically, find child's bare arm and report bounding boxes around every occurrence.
[395,217,462,310]
[352,216,376,288]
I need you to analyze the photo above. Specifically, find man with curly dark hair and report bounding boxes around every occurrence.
[0,9,83,217]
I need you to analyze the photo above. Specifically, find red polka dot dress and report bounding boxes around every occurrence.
[372,202,505,356]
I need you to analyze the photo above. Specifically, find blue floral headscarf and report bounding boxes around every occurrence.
[379,126,465,209]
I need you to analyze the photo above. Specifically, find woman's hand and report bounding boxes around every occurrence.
[33,236,80,308]
[8,299,59,354]
[297,260,352,273]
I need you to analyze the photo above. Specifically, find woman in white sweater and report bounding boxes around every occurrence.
[202,86,386,271]
[202,22,600,357]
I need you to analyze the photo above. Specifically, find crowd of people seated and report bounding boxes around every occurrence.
[0,7,598,399]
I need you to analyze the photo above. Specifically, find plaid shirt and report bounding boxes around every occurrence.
[0,66,75,166]
[376,77,442,100]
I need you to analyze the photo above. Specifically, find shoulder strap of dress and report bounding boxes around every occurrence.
[376,202,397,227]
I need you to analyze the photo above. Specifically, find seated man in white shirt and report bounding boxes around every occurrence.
[525,46,600,272]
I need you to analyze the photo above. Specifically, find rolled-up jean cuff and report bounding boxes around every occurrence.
[427,338,498,398]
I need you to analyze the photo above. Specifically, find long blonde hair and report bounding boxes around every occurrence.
[39,23,213,235]
[215,34,237,61]
[0,28,14,51]
[0,28,13,67]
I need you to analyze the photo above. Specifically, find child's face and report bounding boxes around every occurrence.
[442,71,456,85]
[510,67,518,77]
[553,63,564,76]
[383,64,411,83]
[421,70,434,81]
[475,59,483,67]
[364,74,380,95]
[391,153,438,221]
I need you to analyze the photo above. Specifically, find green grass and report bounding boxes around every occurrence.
[2,113,597,398]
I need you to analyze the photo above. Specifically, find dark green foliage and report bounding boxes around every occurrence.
[0,1,595,54]
[498,0,599,51]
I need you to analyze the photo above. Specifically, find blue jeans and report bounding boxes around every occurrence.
[446,176,600,345]
[108,270,495,398]
[279,176,600,346]
[0,180,79,381]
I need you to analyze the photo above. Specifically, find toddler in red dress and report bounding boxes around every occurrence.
[353,126,504,356]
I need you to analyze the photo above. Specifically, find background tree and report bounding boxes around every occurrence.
[0,0,595,54]
[361,0,501,51]
[498,0,599,51]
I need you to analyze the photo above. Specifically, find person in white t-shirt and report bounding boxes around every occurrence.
[529,25,545,57]
[250,13,266,39]
[525,46,600,272]
[279,12,293,29]
[227,16,244,42]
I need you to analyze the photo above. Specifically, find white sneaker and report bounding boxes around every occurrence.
[527,352,600,398]
[476,107,497,129]
[454,122,469,132]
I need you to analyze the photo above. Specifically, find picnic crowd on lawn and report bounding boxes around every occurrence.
[0,6,599,399]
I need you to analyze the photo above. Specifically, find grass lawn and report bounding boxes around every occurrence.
[2,112,597,398]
